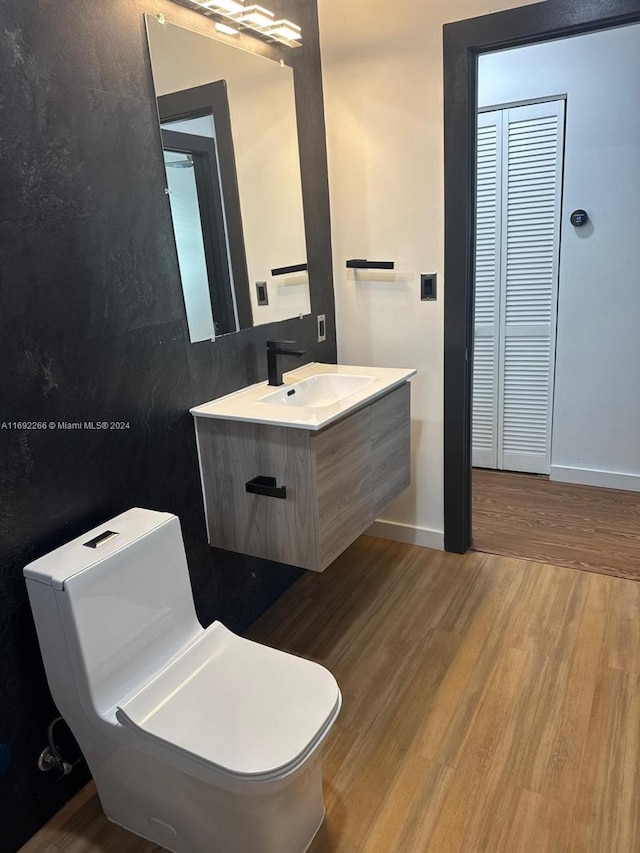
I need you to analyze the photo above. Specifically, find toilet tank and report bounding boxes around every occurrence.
[24,508,202,718]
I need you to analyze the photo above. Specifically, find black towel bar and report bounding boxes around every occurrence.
[346,259,395,270]
[271,263,308,276]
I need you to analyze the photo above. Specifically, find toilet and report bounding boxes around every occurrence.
[24,508,341,852]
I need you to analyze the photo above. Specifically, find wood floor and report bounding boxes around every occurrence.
[473,469,640,581]
[21,536,640,853]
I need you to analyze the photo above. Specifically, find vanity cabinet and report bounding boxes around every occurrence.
[194,382,411,572]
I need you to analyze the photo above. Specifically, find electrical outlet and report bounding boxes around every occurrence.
[317,314,326,342]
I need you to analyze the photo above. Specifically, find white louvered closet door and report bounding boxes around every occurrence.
[473,111,502,469]
[473,100,565,475]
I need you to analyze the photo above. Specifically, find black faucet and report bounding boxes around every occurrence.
[266,340,306,386]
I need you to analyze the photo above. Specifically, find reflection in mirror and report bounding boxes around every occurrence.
[145,14,310,343]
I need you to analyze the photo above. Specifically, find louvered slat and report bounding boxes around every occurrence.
[473,337,496,453]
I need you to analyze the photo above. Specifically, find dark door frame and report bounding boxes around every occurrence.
[162,128,237,335]
[443,0,640,553]
[158,81,253,330]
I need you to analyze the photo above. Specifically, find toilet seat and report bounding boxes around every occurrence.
[116,621,341,782]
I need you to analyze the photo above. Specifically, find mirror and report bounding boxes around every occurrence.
[145,14,310,342]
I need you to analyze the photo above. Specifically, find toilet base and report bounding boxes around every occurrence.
[108,805,326,853]
[303,809,326,853]
[94,739,328,853]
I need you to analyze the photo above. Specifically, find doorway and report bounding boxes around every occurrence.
[443,1,640,576]
[468,20,640,577]
[162,126,238,338]
[473,99,564,476]
[158,82,254,339]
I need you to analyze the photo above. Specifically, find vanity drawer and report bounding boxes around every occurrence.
[196,418,318,569]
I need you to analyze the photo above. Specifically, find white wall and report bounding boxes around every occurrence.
[479,25,640,491]
[318,0,544,548]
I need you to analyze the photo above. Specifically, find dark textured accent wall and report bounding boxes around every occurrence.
[0,1,334,849]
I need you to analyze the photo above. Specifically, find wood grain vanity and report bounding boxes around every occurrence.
[193,374,412,572]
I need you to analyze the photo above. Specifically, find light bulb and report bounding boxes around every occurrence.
[267,20,302,41]
[202,0,245,13]
[235,5,275,28]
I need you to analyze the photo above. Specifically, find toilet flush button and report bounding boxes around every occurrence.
[149,818,178,841]
[83,530,119,549]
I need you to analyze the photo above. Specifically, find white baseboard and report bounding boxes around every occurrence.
[550,465,640,493]
[366,519,444,550]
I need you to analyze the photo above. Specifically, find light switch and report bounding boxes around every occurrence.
[256,281,269,306]
[421,273,437,301]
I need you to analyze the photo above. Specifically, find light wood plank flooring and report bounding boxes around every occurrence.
[473,469,640,581]
[21,536,640,853]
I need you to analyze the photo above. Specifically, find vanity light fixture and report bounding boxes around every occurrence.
[214,20,240,35]
[234,5,274,28]
[175,0,302,46]
[201,0,245,12]
[237,5,275,30]
[266,20,302,42]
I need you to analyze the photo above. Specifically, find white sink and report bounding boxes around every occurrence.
[190,363,417,430]
[259,373,376,408]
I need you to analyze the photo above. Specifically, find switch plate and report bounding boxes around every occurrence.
[317,314,326,342]
[256,281,269,306]
[420,273,437,301]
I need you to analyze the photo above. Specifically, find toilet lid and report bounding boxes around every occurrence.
[116,622,341,779]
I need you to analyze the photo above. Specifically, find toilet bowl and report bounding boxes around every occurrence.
[24,508,341,852]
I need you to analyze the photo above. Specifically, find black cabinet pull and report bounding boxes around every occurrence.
[245,476,287,499]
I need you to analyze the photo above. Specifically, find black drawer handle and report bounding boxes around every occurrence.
[245,476,287,499]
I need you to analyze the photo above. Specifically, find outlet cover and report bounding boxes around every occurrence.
[317,314,326,342]
[256,281,269,306]
[420,273,437,301]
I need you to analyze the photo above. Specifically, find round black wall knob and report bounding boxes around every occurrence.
[570,209,589,227]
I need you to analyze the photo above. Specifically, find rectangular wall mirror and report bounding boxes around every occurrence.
[145,14,310,343]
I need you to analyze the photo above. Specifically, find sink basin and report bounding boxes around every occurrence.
[190,363,417,430]
[259,373,376,408]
